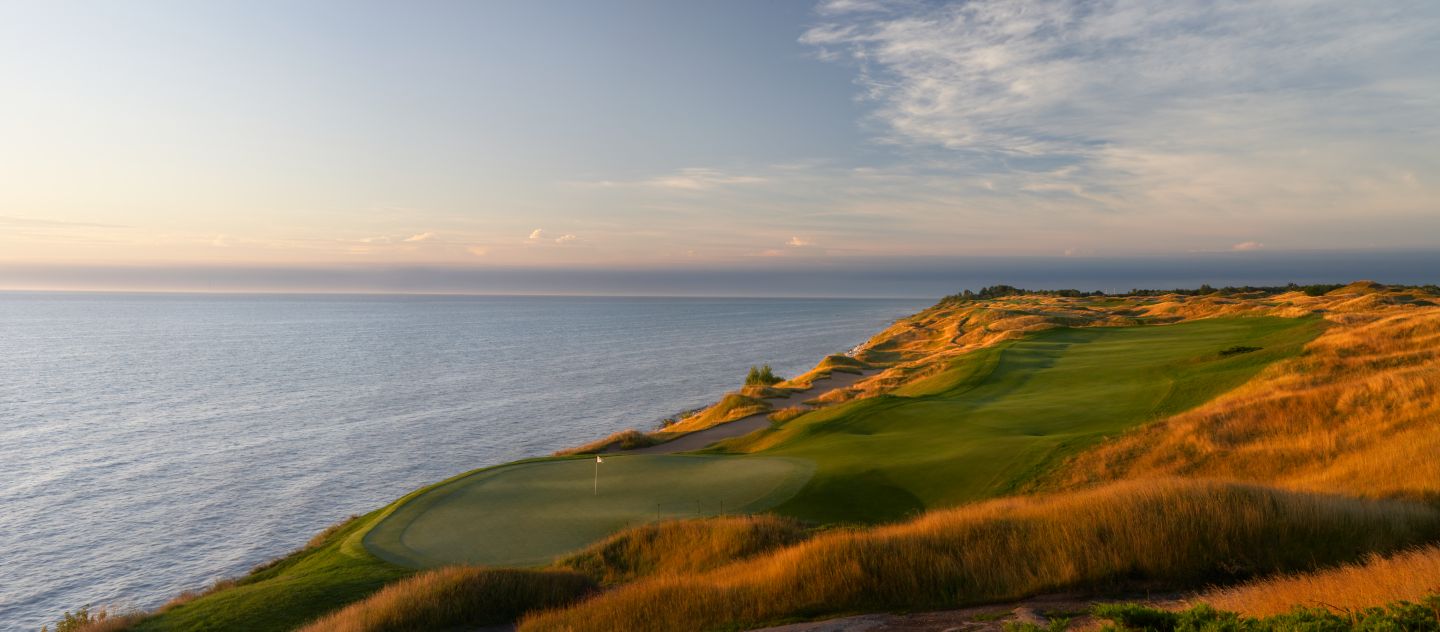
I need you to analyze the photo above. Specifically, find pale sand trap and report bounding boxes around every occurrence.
[629,369,876,455]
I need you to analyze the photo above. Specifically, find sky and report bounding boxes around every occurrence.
[1,0,1437,295]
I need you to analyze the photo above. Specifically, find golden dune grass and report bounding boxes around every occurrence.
[782,355,866,390]
[659,392,771,434]
[519,480,1440,632]
[59,610,146,632]
[556,515,808,585]
[767,405,808,423]
[553,429,657,455]
[297,566,594,632]
[1196,545,1440,616]
[1040,307,1440,501]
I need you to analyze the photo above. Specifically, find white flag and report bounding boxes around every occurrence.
[596,455,603,463]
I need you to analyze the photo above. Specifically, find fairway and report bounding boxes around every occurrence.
[363,454,813,568]
[737,317,1321,522]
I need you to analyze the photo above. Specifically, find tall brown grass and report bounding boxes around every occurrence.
[520,480,1440,632]
[1196,545,1440,616]
[45,607,146,632]
[1040,308,1440,501]
[73,617,145,632]
[297,566,595,632]
[659,392,771,434]
[556,515,808,585]
[553,429,657,456]
[767,406,808,424]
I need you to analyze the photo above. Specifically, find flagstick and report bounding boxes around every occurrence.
[593,457,599,495]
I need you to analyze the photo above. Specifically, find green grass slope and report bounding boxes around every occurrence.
[131,511,408,632]
[726,317,1320,523]
[364,454,814,568]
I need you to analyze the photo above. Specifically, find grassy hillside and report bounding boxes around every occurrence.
[295,567,595,632]
[128,512,408,632]
[91,284,1440,632]
[726,317,1318,522]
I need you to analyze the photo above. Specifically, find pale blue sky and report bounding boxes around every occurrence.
[1,0,1437,293]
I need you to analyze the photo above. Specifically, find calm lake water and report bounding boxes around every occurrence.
[0,293,927,630]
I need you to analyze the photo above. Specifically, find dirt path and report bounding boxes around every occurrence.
[628,370,876,455]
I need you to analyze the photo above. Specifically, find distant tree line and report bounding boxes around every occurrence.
[936,282,1440,306]
[1122,283,1349,297]
[938,285,1105,305]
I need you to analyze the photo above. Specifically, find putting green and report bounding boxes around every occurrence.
[363,454,813,568]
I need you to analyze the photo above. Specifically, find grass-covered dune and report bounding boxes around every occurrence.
[554,514,808,585]
[295,567,594,632]
[1196,544,1440,617]
[75,282,1440,632]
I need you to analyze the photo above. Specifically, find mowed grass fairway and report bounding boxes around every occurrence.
[731,317,1320,522]
[365,455,814,568]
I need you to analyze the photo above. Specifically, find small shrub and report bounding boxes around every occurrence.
[1092,602,1186,631]
[1218,345,1262,357]
[1004,617,1072,632]
[42,606,144,632]
[745,364,783,386]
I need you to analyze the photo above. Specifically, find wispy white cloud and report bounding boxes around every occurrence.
[802,0,1440,239]
[526,228,580,245]
[814,0,917,17]
[787,236,815,247]
[402,232,438,243]
[1232,241,1264,252]
[805,1,1438,153]
[574,168,766,191]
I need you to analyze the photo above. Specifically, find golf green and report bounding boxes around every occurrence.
[363,454,814,568]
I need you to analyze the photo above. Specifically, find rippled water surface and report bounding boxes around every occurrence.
[0,293,927,630]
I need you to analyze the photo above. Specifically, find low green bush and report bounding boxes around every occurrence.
[745,364,783,386]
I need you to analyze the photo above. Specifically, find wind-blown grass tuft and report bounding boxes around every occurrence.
[554,429,657,455]
[1196,545,1440,616]
[556,515,809,585]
